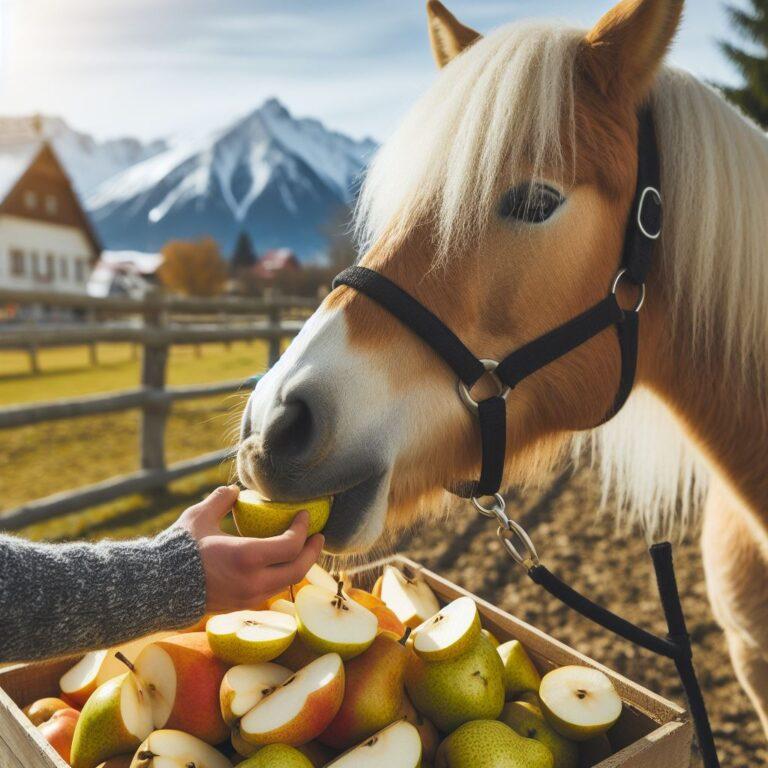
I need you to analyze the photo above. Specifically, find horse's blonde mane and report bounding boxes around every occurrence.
[356,20,768,537]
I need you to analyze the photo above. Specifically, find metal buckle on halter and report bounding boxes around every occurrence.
[471,493,540,569]
[611,268,646,313]
[637,186,662,240]
[457,359,511,414]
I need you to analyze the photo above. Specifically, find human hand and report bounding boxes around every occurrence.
[177,485,325,613]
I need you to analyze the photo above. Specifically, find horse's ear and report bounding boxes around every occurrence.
[426,1,481,68]
[583,0,683,100]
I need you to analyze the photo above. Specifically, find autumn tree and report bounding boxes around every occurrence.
[718,0,768,127]
[158,237,228,296]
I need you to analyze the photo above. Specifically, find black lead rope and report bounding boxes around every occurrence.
[332,107,720,766]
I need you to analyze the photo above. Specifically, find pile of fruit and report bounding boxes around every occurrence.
[25,563,624,768]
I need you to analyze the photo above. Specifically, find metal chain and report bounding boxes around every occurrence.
[472,493,540,570]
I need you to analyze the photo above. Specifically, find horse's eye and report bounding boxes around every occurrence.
[499,183,564,224]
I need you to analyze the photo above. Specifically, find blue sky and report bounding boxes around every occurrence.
[0,0,748,143]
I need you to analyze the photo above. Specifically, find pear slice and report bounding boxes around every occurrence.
[325,720,422,767]
[240,653,345,746]
[305,563,340,592]
[206,610,297,664]
[233,491,331,538]
[220,662,293,725]
[497,639,542,698]
[270,598,298,617]
[129,729,230,768]
[70,673,153,768]
[539,666,622,742]
[412,596,481,661]
[60,650,109,708]
[378,565,440,629]
[295,584,378,660]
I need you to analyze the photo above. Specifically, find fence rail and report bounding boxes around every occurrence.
[0,287,318,530]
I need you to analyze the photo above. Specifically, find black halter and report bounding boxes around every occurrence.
[332,108,721,767]
[334,108,661,501]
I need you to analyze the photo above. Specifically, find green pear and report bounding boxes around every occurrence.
[319,631,410,749]
[578,735,613,767]
[405,632,504,732]
[481,628,500,648]
[501,700,578,768]
[236,743,313,768]
[233,492,331,538]
[70,674,153,768]
[497,640,541,698]
[435,719,554,768]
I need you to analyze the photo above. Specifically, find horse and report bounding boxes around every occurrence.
[237,0,768,736]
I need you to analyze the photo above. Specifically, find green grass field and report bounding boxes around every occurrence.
[0,342,273,542]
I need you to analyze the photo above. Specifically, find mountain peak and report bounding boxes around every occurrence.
[258,97,291,120]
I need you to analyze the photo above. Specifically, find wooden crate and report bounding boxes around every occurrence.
[0,555,692,767]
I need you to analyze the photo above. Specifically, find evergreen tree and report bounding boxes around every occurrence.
[718,1,768,127]
[231,231,257,273]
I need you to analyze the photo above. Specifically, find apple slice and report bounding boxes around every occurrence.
[240,653,345,746]
[206,610,297,664]
[539,666,622,741]
[220,662,293,725]
[325,720,422,767]
[412,596,481,661]
[60,650,109,708]
[129,729,230,768]
[295,584,378,660]
[378,565,440,629]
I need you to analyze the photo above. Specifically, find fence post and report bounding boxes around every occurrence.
[268,305,281,367]
[141,292,169,475]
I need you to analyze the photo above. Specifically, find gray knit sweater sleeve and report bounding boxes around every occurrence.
[0,527,207,662]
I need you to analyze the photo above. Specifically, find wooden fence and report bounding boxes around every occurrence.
[0,287,318,530]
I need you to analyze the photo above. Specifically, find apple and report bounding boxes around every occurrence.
[219,661,293,725]
[37,707,79,764]
[295,583,377,660]
[129,729,230,768]
[239,653,345,746]
[206,610,297,664]
[233,491,331,538]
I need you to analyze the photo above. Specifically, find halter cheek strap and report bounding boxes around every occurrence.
[334,108,661,500]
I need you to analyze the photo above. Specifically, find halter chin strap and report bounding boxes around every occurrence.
[332,107,662,500]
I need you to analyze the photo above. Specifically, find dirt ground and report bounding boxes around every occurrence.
[396,466,765,767]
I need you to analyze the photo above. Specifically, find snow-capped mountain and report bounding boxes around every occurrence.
[0,115,167,197]
[87,99,377,260]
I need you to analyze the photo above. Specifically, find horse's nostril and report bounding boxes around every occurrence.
[263,397,314,458]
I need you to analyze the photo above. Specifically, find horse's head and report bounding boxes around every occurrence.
[238,0,683,553]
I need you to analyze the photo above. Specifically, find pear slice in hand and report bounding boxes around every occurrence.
[219,662,293,726]
[325,720,422,768]
[378,565,440,629]
[412,596,481,661]
[295,584,378,660]
[206,610,296,664]
[233,491,331,538]
[129,729,230,768]
[539,666,622,742]
[239,653,345,746]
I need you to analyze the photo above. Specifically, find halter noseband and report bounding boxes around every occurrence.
[332,107,662,505]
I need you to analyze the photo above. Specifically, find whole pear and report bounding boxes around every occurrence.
[435,719,554,768]
[319,631,409,749]
[405,632,504,732]
[501,699,578,768]
[497,640,541,698]
[236,744,313,768]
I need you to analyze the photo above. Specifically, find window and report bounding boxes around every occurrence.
[45,253,55,282]
[45,194,58,215]
[9,249,25,277]
[74,259,85,283]
[31,251,41,280]
[60,255,69,281]
[23,190,37,210]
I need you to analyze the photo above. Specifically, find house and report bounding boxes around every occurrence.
[87,250,163,299]
[254,248,301,279]
[0,138,101,294]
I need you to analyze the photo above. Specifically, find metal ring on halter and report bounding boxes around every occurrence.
[637,186,662,240]
[611,268,646,312]
[497,519,540,570]
[458,359,511,413]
